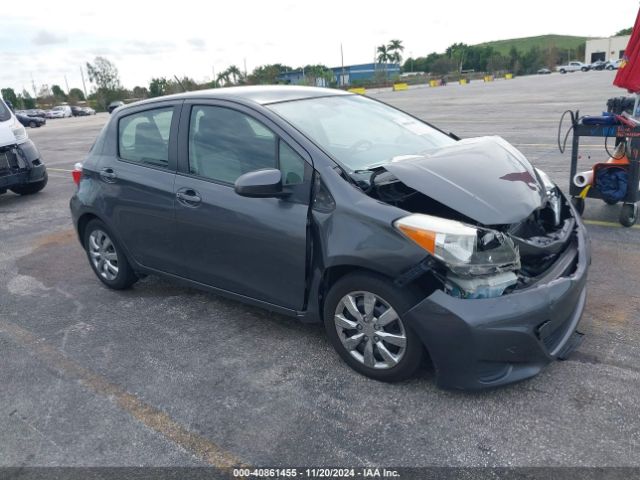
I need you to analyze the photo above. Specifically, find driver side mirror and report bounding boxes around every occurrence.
[234,168,285,198]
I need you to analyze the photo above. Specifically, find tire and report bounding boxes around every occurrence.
[29,121,36,128]
[606,65,614,70]
[84,219,138,289]
[323,272,424,382]
[603,198,618,205]
[10,171,48,195]
[619,203,638,228]
[570,197,585,216]
[581,67,588,72]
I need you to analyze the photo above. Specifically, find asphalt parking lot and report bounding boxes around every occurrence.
[1,72,639,468]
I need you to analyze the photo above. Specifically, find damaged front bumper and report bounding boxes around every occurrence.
[405,204,590,390]
[0,140,47,189]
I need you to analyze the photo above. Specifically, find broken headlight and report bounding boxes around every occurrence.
[536,168,561,227]
[394,214,520,275]
[11,118,28,144]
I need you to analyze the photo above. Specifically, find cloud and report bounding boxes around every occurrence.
[32,30,67,45]
[187,37,206,49]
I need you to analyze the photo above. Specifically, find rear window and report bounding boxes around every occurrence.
[118,107,174,169]
[0,99,11,122]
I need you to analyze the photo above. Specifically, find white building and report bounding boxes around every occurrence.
[585,35,631,63]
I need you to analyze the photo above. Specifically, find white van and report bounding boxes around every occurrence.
[0,97,48,195]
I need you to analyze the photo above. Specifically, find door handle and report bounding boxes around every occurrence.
[100,168,117,182]
[176,189,201,205]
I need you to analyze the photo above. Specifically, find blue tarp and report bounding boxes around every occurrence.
[596,167,628,203]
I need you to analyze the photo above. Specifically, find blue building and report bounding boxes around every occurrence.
[278,62,400,86]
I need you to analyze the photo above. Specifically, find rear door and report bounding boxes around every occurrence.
[173,100,313,310]
[100,101,182,274]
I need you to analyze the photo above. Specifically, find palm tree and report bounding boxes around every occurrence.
[388,39,404,66]
[377,44,390,79]
[227,65,243,84]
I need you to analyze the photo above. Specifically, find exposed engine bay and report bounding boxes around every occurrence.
[350,142,578,300]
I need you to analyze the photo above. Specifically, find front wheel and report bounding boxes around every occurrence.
[560,69,567,74]
[324,272,424,382]
[84,219,138,289]
[581,67,589,72]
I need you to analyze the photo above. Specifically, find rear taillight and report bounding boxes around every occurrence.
[72,162,83,186]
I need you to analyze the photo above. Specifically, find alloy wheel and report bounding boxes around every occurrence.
[334,291,407,369]
[88,229,119,281]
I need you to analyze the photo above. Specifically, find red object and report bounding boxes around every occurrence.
[614,8,640,92]
[72,164,83,186]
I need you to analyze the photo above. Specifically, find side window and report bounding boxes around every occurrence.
[118,107,173,168]
[279,140,306,185]
[188,106,277,184]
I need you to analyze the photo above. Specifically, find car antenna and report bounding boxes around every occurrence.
[174,75,186,92]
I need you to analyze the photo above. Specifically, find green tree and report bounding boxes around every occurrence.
[86,57,121,91]
[149,77,170,97]
[387,39,404,65]
[1,88,19,109]
[51,85,67,102]
[20,90,36,109]
[248,64,291,84]
[68,88,85,101]
[377,44,391,79]
[615,27,633,36]
[86,57,122,109]
[446,43,468,73]
[132,86,149,98]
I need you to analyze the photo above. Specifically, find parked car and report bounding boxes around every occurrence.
[82,106,96,115]
[71,106,84,116]
[46,105,72,118]
[589,60,607,70]
[70,86,589,390]
[606,59,624,70]
[26,109,47,118]
[108,101,125,113]
[537,68,552,74]
[0,97,48,196]
[556,61,590,73]
[16,113,46,128]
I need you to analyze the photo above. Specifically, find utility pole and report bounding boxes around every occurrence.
[341,43,345,87]
[31,74,37,98]
[243,58,247,78]
[79,66,88,100]
[64,75,70,94]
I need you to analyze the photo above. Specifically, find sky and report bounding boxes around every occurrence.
[1,0,638,94]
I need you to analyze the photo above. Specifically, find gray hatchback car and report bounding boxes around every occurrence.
[70,86,590,390]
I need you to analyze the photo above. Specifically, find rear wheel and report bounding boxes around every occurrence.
[324,272,424,382]
[29,121,36,128]
[560,69,567,74]
[84,219,138,289]
[10,171,48,195]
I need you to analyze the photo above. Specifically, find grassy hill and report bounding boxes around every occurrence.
[476,34,593,54]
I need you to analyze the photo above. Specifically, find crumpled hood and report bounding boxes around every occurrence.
[384,136,545,225]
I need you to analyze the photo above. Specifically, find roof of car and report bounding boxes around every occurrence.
[129,85,352,109]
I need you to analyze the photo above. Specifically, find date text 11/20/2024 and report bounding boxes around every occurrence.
[233,468,400,478]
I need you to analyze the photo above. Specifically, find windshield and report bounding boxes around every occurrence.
[268,94,455,171]
[0,98,11,122]
[53,106,65,111]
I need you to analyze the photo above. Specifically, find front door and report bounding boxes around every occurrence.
[174,102,312,310]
